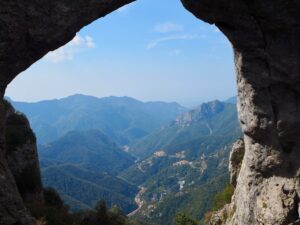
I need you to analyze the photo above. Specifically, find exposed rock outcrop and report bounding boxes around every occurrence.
[180,3,300,161]
[5,101,43,204]
[181,1,300,224]
[229,139,245,188]
[0,100,37,225]
[176,100,225,127]
[0,0,300,224]
[209,141,244,225]
[209,204,234,225]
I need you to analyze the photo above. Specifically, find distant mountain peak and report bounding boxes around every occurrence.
[175,100,225,126]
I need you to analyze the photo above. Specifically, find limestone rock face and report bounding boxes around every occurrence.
[0,101,43,225]
[5,102,43,204]
[229,139,245,188]
[0,101,44,225]
[181,0,300,224]
[0,100,36,225]
[209,204,234,225]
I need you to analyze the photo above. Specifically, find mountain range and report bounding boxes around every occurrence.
[10,94,186,145]
[9,95,187,214]
[8,95,241,224]
[129,100,241,159]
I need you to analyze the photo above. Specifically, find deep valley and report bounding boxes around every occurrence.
[10,95,241,225]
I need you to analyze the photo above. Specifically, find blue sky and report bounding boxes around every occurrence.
[6,0,236,107]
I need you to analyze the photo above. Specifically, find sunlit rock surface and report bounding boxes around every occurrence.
[229,139,244,188]
[182,0,300,224]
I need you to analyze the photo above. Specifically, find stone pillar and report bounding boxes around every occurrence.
[181,0,300,224]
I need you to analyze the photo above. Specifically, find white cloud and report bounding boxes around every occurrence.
[147,34,197,49]
[45,34,95,63]
[169,49,182,56]
[154,22,183,33]
[85,36,96,48]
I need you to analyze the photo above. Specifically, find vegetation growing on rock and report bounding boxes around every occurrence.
[174,212,199,225]
[203,183,234,224]
[212,184,234,211]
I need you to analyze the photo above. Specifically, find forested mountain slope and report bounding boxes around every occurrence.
[39,130,139,212]
[121,101,242,224]
[11,95,186,145]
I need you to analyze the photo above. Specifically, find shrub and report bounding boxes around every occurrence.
[174,212,199,225]
[43,188,65,208]
[212,184,234,211]
[202,183,234,225]
[28,191,137,225]
[80,199,134,225]
[27,188,75,225]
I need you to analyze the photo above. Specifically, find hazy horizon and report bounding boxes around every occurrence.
[5,0,236,107]
[5,93,236,108]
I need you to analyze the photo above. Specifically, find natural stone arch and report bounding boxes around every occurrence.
[0,1,300,224]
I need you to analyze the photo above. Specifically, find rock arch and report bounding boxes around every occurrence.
[0,1,300,224]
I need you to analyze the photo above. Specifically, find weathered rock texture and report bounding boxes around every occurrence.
[0,100,37,225]
[0,0,300,225]
[229,139,245,188]
[0,101,43,225]
[181,0,300,224]
[0,2,134,224]
[208,140,245,225]
[5,101,43,204]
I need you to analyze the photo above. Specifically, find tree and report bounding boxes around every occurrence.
[95,200,109,225]
[174,213,199,225]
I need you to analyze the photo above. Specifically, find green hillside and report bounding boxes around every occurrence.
[129,100,241,159]
[121,101,242,225]
[38,130,139,213]
[39,130,135,175]
[41,164,138,213]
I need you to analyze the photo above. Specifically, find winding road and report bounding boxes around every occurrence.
[127,187,146,217]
